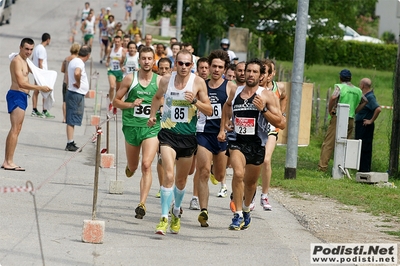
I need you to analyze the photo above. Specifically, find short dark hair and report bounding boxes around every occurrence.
[78,46,91,57]
[139,46,155,58]
[123,34,131,39]
[261,59,273,75]
[208,50,230,69]
[245,58,266,75]
[227,63,236,71]
[127,41,137,49]
[42,33,51,42]
[114,35,122,41]
[158,57,172,68]
[196,57,208,69]
[171,42,181,50]
[20,38,34,47]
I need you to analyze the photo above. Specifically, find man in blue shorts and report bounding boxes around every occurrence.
[2,38,51,171]
[195,50,237,227]
[65,46,91,152]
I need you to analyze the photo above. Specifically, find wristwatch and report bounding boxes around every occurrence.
[282,112,286,117]
[191,98,198,104]
[261,107,268,113]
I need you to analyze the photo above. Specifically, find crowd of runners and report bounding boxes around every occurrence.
[78,1,287,234]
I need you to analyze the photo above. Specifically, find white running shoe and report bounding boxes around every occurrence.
[260,197,272,211]
[189,197,200,210]
[217,186,228,198]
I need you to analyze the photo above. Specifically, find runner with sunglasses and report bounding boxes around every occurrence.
[147,49,212,235]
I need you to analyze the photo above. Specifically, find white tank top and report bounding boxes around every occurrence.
[109,47,123,71]
[84,19,95,35]
[124,53,139,75]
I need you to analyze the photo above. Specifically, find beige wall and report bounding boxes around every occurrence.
[277,82,313,146]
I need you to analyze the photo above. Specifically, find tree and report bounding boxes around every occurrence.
[136,0,378,53]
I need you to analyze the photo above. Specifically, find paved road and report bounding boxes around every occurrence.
[0,1,323,265]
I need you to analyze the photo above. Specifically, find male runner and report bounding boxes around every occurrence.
[106,35,125,104]
[122,41,138,77]
[196,50,236,227]
[147,49,212,235]
[219,58,285,230]
[113,46,162,219]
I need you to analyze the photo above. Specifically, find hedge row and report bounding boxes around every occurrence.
[265,35,397,71]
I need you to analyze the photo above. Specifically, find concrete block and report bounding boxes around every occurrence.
[82,219,105,244]
[356,172,388,184]
[85,90,96,98]
[91,115,100,126]
[101,153,115,168]
[109,180,124,194]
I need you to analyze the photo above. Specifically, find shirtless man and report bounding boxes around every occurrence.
[2,38,51,171]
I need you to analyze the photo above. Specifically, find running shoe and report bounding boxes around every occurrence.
[209,165,218,185]
[155,217,168,235]
[31,110,42,117]
[198,210,209,227]
[170,210,181,234]
[229,192,236,213]
[229,213,244,230]
[155,189,161,198]
[125,165,134,178]
[217,186,228,198]
[242,210,251,230]
[135,202,146,219]
[189,197,200,210]
[42,111,55,118]
[260,197,272,211]
[249,194,256,211]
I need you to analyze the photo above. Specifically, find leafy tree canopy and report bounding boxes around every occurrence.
[136,0,378,46]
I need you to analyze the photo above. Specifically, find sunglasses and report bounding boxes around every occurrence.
[177,61,191,67]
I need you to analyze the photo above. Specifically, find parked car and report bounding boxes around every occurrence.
[339,23,383,44]
[0,0,12,26]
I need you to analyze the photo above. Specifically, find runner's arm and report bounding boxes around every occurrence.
[113,74,142,109]
[192,76,212,116]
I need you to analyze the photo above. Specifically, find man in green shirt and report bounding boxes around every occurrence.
[318,69,367,172]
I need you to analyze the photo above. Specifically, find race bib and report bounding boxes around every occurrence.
[134,104,151,118]
[127,66,136,73]
[171,106,188,122]
[112,61,120,71]
[207,103,221,120]
[234,117,255,135]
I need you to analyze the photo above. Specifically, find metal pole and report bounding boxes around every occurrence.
[92,128,102,220]
[389,30,400,176]
[284,0,310,179]
[176,0,183,42]
[141,6,147,38]
[106,115,110,154]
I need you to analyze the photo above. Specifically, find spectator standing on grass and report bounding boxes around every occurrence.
[355,78,381,172]
[318,69,367,172]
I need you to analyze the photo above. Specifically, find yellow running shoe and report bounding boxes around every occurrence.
[125,165,134,178]
[155,217,168,235]
[209,164,218,185]
[198,210,209,227]
[135,202,146,219]
[170,211,181,234]
[155,189,161,198]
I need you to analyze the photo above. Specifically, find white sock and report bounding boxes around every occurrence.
[261,193,268,199]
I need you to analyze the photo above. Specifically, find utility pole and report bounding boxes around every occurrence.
[284,0,310,179]
[141,6,147,38]
[389,31,400,176]
[176,0,183,41]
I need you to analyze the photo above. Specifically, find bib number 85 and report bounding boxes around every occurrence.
[171,106,188,122]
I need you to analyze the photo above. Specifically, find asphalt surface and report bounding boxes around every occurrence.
[0,1,324,265]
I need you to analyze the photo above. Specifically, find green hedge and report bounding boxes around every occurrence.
[264,35,397,71]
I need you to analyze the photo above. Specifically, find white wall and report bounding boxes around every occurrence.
[376,0,400,41]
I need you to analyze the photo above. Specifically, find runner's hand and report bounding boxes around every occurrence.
[147,117,156,127]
